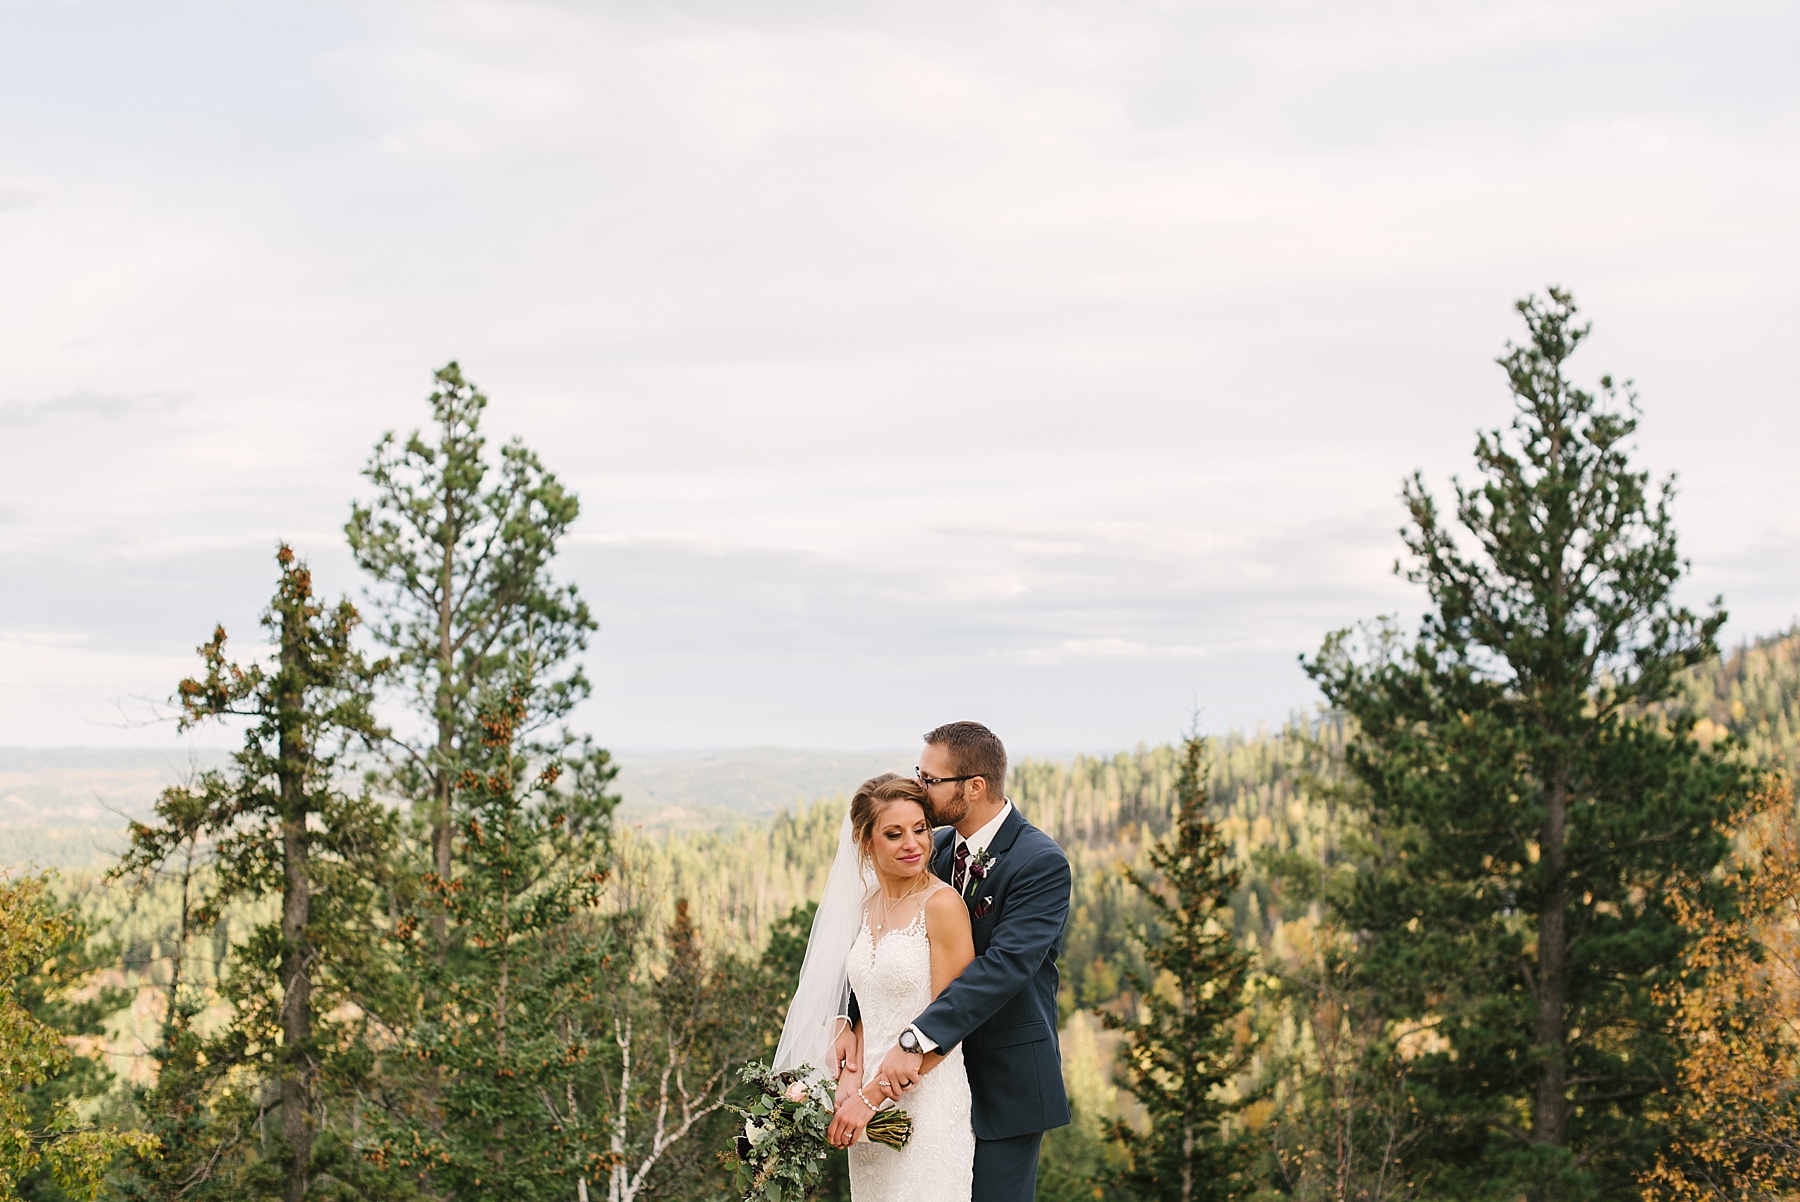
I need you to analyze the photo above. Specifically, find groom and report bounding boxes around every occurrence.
[834,720,1072,1202]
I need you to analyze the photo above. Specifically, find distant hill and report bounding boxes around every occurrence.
[0,746,233,868]
[610,747,909,832]
[0,744,912,865]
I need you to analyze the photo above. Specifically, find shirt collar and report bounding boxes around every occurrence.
[957,800,1014,859]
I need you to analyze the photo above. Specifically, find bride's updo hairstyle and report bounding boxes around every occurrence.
[849,773,933,866]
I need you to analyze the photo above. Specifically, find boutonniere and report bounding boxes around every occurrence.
[964,848,996,898]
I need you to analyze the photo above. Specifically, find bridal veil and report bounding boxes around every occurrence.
[772,813,873,1076]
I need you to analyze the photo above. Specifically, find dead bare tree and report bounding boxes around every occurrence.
[597,892,765,1202]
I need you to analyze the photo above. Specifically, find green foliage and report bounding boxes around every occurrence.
[363,688,619,1200]
[1303,288,1763,1201]
[1104,734,1260,1202]
[1040,1102,1131,1202]
[725,1063,843,1202]
[0,872,153,1200]
[116,992,259,1202]
[345,360,592,738]
[10,889,133,1202]
[758,901,817,991]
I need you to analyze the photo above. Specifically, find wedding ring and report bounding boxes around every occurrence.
[878,1079,889,1087]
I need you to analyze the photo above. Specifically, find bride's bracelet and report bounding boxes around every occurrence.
[856,1084,881,1110]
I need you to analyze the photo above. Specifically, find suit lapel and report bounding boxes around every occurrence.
[986,804,1028,859]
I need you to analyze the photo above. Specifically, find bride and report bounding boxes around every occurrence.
[772,773,976,1202]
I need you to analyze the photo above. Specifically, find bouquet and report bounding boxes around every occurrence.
[727,1061,912,1202]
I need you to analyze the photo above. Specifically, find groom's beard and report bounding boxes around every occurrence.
[932,782,969,827]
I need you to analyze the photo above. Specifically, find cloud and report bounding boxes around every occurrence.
[0,391,182,428]
[552,514,1410,748]
[1001,639,1211,667]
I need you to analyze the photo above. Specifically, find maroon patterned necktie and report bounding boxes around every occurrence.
[952,841,970,892]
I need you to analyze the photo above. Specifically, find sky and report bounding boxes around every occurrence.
[1,0,1797,754]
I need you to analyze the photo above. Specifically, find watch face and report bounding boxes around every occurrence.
[901,1031,918,1052]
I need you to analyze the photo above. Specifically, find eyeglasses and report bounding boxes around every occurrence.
[916,769,983,788]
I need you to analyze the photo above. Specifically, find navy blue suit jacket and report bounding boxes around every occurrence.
[916,807,1073,1141]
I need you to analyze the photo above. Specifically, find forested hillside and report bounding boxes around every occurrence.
[1684,626,1800,771]
[620,719,1347,979]
[646,627,1800,962]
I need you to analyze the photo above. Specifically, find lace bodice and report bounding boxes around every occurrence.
[849,905,931,1053]
[844,880,973,1202]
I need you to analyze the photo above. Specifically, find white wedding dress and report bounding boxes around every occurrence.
[845,881,974,1202]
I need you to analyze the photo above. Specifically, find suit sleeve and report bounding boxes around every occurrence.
[911,843,1071,1053]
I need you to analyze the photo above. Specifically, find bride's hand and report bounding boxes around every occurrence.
[830,1020,860,1077]
[828,1085,875,1149]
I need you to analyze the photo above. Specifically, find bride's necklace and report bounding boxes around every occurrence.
[872,876,929,936]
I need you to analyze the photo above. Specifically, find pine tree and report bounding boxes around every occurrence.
[346,362,594,951]
[1304,288,1760,1200]
[114,545,393,1202]
[363,689,618,1200]
[1105,732,1259,1202]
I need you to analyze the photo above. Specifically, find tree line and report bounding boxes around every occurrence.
[5,290,1800,1201]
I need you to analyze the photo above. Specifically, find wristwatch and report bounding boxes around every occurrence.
[898,1027,923,1055]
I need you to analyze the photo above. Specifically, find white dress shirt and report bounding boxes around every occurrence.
[956,800,1015,863]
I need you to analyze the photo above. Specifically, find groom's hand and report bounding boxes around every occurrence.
[871,1047,924,1104]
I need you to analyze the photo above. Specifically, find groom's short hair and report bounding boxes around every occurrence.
[923,721,1007,796]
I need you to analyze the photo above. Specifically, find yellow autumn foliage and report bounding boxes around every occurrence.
[1646,775,1800,1202]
